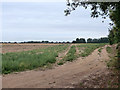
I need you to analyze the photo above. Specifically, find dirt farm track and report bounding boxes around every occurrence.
[1,43,113,88]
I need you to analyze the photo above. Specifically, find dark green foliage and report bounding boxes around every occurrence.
[92,39,99,43]
[92,37,109,43]
[108,27,120,45]
[87,38,92,43]
[72,38,86,43]
[73,37,108,43]
[99,37,109,43]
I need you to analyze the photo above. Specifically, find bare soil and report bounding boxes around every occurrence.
[2,45,111,88]
[1,43,61,53]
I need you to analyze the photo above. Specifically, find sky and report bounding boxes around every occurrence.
[2,1,111,42]
[2,0,65,2]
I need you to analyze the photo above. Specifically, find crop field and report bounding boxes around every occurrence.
[3,43,118,88]
[1,43,107,74]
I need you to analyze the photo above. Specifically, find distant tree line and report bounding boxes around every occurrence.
[72,37,109,43]
[72,38,86,43]
[87,37,109,43]
[1,41,71,44]
[1,37,109,44]
[24,41,71,44]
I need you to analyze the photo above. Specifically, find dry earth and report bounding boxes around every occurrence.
[2,43,62,53]
[2,45,110,88]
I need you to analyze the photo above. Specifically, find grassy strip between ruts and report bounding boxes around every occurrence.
[64,45,77,61]
[2,45,69,74]
[57,45,77,65]
[77,43,106,57]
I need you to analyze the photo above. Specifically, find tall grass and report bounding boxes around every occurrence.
[2,45,69,74]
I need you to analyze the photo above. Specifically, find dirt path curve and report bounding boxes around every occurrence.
[2,45,109,88]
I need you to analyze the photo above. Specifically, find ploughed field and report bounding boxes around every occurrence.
[1,43,106,74]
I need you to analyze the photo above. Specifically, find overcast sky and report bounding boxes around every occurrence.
[2,2,111,42]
